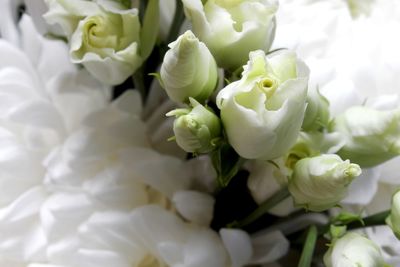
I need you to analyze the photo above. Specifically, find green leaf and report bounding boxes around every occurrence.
[328,225,347,240]
[211,143,244,188]
[140,0,159,60]
[332,211,364,226]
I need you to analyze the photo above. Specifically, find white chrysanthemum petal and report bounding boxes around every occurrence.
[220,229,253,267]
[173,190,215,226]
[0,187,47,261]
[250,230,290,264]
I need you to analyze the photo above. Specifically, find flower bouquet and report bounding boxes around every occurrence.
[1,0,400,266]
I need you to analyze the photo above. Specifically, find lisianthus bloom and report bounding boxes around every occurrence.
[182,0,278,70]
[44,0,159,85]
[217,49,309,160]
[323,232,386,267]
[331,106,400,168]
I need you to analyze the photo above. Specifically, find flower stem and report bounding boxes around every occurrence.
[298,225,318,267]
[133,67,146,102]
[347,210,390,230]
[228,187,290,228]
[318,210,390,235]
[167,0,185,44]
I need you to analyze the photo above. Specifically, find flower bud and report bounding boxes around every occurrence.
[302,87,330,131]
[323,232,385,267]
[182,0,278,70]
[288,154,361,212]
[166,98,221,154]
[216,50,309,160]
[331,106,400,168]
[160,31,218,104]
[44,0,159,85]
[386,190,400,239]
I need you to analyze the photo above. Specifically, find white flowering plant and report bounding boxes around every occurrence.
[1,0,400,266]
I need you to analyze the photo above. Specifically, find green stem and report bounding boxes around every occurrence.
[347,210,390,230]
[167,0,185,44]
[228,187,290,228]
[132,67,146,102]
[298,225,318,267]
[318,210,390,235]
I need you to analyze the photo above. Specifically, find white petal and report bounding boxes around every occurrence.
[172,190,215,226]
[220,228,253,267]
[342,167,380,205]
[250,230,290,264]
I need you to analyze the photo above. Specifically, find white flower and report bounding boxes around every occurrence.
[323,232,386,267]
[331,106,400,168]
[182,0,278,70]
[1,12,244,267]
[386,190,400,239]
[44,0,159,85]
[160,31,218,104]
[246,159,295,217]
[216,49,309,160]
[288,154,361,212]
[0,14,109,265]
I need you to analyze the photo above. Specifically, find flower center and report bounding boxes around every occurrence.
[83,14,121,50]
[258,77,278,99]
[138,254,167,267]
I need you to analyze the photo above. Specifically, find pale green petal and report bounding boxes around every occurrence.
[288,154,361,212]
[217,50,308,160]
[44,0,101,36]
[323,233,385,267]
[386,190,400,239]
[332,106,400,167]
[160,31,218,104]
[182,0,277,70]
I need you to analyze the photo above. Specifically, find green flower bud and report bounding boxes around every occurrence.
[216,50,309,160]
[166,98,221,154]
[331,106,400,168]
[286,132,345,170]
[324,232,386,267]
[160,31,218,104]
[302,87,330,131]
[182,0,278,70]
[386,190,400,239]
[288,154,361,212]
